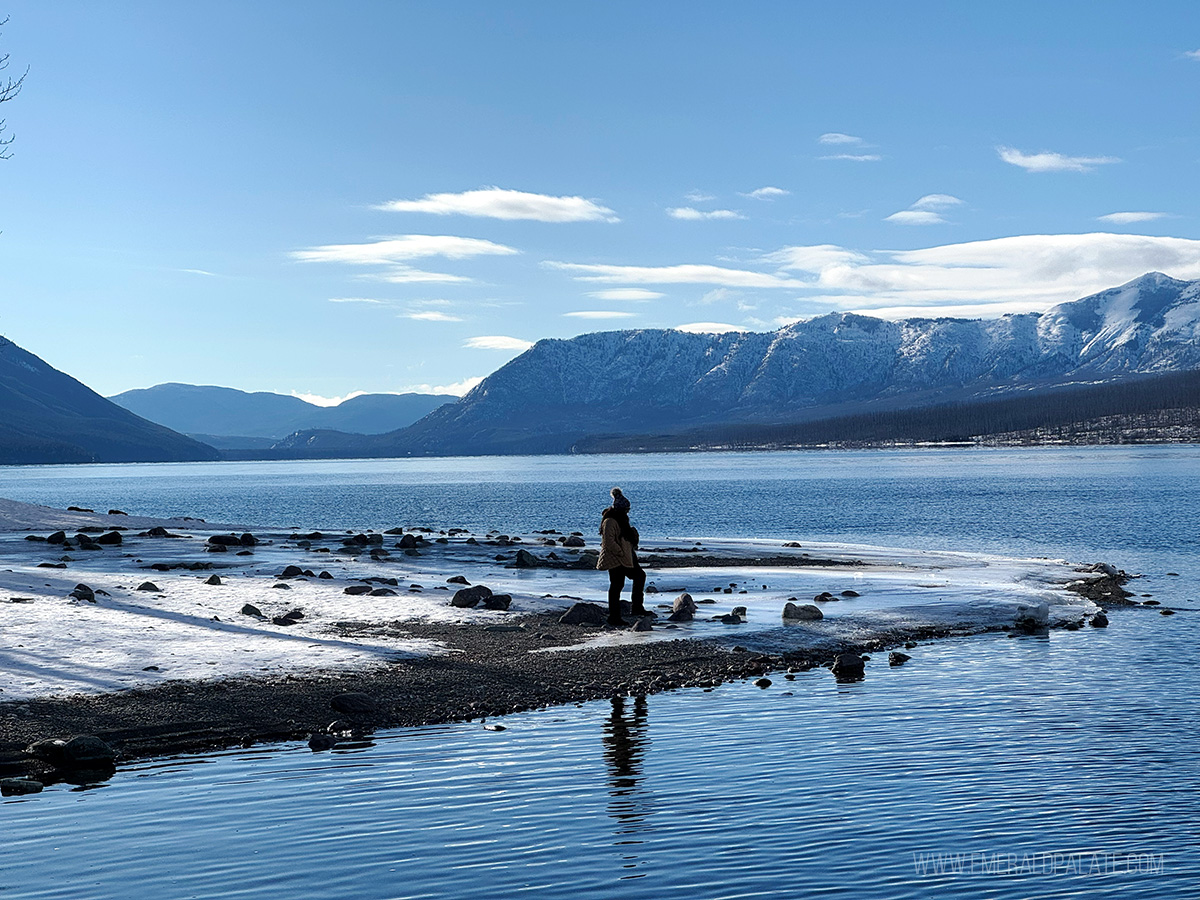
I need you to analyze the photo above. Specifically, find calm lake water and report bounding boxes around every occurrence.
[2,446,1198,899]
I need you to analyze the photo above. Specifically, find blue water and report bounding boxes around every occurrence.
[2,446,1198,899]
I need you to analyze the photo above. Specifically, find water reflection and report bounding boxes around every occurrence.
[603,694,653,877]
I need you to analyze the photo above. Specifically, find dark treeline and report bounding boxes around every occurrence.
[577,370,1200,452]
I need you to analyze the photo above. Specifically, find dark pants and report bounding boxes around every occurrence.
[608,565,647,620]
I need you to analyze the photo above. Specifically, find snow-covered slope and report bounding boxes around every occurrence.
[316,273,1200,455]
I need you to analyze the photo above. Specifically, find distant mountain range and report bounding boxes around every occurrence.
[109,384,456,447]
[274,272,1200,456]
[0,338,220,464]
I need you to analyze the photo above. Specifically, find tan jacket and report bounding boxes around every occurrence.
[597,516,635,570]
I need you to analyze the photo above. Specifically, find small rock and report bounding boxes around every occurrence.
[558,601,607,626]
[513,549,539,568]
[447,575,470,585]
[47,531,67,544]
[344,584,373,596]
[731,606,747,618]
[142,665,160,671]
[831,653,865,681]
[307,733,337,752]
[888,652,912,666]
[630,617,653,632]
[136,581,161,593]
[814,592,835,602]
[318,571,333,579]
[782,601,823,621]
[841,590,860,598]
[28,734,116,767]
[95,531,123,546]
[1090,611,1109,628]
[483,723,506,732]
[204,575,222,586]
[562,536,585,547]
[753,677,772,688]
[240,604,264,617]
[1,778,44,796]
[331,692,377,715]
[69,584,95,602]
[272,583,291,590]
[397,534,418,549]
[369,588,398,596]
[280,565,304,578]
[481,593,513,611]
[1161,609,1176,616]
[239,533,259,546]
[716,613,742,624]
[271,616,297,626]
[451,585,493,608]
[207,534,242,547]
[108,509,128,516]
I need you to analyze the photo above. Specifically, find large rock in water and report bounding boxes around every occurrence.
[1013,600,1049,633]
[782,601,823,621]
[27,735,116,768]
[668,592,697,622]
[831,653,865,681]
[559,601,607,625]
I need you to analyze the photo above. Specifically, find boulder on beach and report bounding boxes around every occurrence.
[397,533,418,549]
[630,617,653,632]
[831,653,865,681]
[481,593,513,611]
[95,531,123,545]
[240,603,264,618]
[204,574,222,586]
[559,601,607,626]
[280,565,304,578]
[207,534,242,547]
[136,581,161,593]
[47,531,67,544]
[513,549,539,568]
[27,735,116,768]
[888,651,912,666]
[343,584,373,596]
[1013,600,1049,633]
[451,585,493,608]
[562,535,586,547]
[69,584,95,603]
[1090,611,1109,628]
[447,575,469,585]
[782,601,822,621]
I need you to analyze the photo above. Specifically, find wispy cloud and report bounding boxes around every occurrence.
[329,297,386,304]
[402,310,463,322]
[667,207,745,220]
[997,146,1120,173]
[563,310,638,319]
[768,232,1200,317]
[464,335,534,351]
[398,376,484,397]
[377,267,474,284]
[820,153,882,162]
[545,261,805,288]
[675,322,747,333]
[587,288,664,301]
[293,234,517,265]
[1098,211,1167,224]
[818,133,863,145]
[745,186,789,200]
[180,268,217,277]
[684,190,716,203]
[1185,49,1200,60]
[885,194,963,225]
[377,187,618,223]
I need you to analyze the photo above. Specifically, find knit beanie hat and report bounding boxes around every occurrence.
[610,487,631,511]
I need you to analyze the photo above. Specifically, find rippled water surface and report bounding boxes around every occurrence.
[2,447,1198,898]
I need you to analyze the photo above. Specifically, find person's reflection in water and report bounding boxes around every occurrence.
[602,694,653,877]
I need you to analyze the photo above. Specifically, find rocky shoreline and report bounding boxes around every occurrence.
[0,611,996,787]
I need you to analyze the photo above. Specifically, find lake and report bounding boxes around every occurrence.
[2,446,1197,898]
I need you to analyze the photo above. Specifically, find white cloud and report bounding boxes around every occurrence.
[684,190,716,202]
[912,194,963,210]
[746,186,789,200]
[290,390,370,407]
[885,210,949,225]
[818,133,863,145]
[586,289,664,301]
[397,376,484,397]
[464,335,534,351]
[377,267,474,284]
[701,287,736,304]
[377,187,618,223]
[293,234,518,265]
[667,207,745,220]
[544,261,806,288]
[768,232,1200,316]
[675,322,748,333]
[402,311,463,322]
[820,153,882,162]
[1185,49,1200,60]
[180,268,217,277]
[997,146,1120,173]
[329,297,386,303]
[563,310,638,319]
[1098,211,1167,224]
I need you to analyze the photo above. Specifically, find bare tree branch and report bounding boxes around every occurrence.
[0,16,26,160]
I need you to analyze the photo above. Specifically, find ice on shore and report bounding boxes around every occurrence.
[0,498,1101,701]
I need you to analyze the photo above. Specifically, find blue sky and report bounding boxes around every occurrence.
[2,1,1200,402]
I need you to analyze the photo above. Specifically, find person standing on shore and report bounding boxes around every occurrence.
[597,487,648,626]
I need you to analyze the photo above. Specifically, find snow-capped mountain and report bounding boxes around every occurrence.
[297,273,1200,455]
